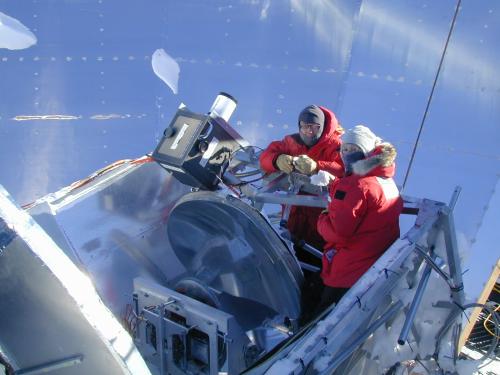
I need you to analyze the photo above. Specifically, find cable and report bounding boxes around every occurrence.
[402,0,462,190]
[483,303,500,339]
[459,303,500,368]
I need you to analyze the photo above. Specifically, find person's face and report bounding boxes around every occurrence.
[299,121,321,136]
[340,143,363,157]
[341,143,364,173]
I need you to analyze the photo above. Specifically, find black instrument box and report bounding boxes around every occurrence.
[152,108,241,190]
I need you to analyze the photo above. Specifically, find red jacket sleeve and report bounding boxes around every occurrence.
[259,139,290,173]
[317,181,367,243]
[316,156,344,178]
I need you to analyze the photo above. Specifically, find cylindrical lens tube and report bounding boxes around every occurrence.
[209,92,237,122]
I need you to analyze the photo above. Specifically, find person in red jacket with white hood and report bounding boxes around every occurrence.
[259,105,344,263]
[313,125,403,313]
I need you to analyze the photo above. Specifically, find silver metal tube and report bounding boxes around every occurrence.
[439,208,465,306]
[252,193,328,208]
[299,261,320,273]
[209,92,237,122]
[398,262,433,345]
[298,240,323,259]
[415,244,453,286]
[448,186,461,212]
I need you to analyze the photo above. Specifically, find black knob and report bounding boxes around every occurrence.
[198,140,209,153]
[163,127,175,137]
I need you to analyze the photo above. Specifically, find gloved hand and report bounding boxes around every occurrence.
[275,154,294,173]
[293,155,317,175]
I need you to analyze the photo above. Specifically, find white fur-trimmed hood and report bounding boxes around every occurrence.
[352,142,397,176]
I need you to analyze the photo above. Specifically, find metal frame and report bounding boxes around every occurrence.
[133,278,249,375]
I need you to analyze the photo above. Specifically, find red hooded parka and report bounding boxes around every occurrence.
[317,143,403,288]
[260,106,344,249]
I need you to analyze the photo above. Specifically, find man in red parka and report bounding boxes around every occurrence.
[259,105,344,261]
[314,125,403,312]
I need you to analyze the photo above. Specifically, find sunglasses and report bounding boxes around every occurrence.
[299,123,321,132]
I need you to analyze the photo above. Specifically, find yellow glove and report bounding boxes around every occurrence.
[293,155,317,175]
[276,154,294,173]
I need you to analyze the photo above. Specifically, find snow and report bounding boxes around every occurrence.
[309,170,335,186]
[151,48,180,94]
[0,12,37,50]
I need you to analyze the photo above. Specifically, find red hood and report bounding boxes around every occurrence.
[314,106,342,148]
[351,143,397,178]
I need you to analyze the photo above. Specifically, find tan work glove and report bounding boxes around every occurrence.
[276,154,294,173]
[293,155,317,175]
